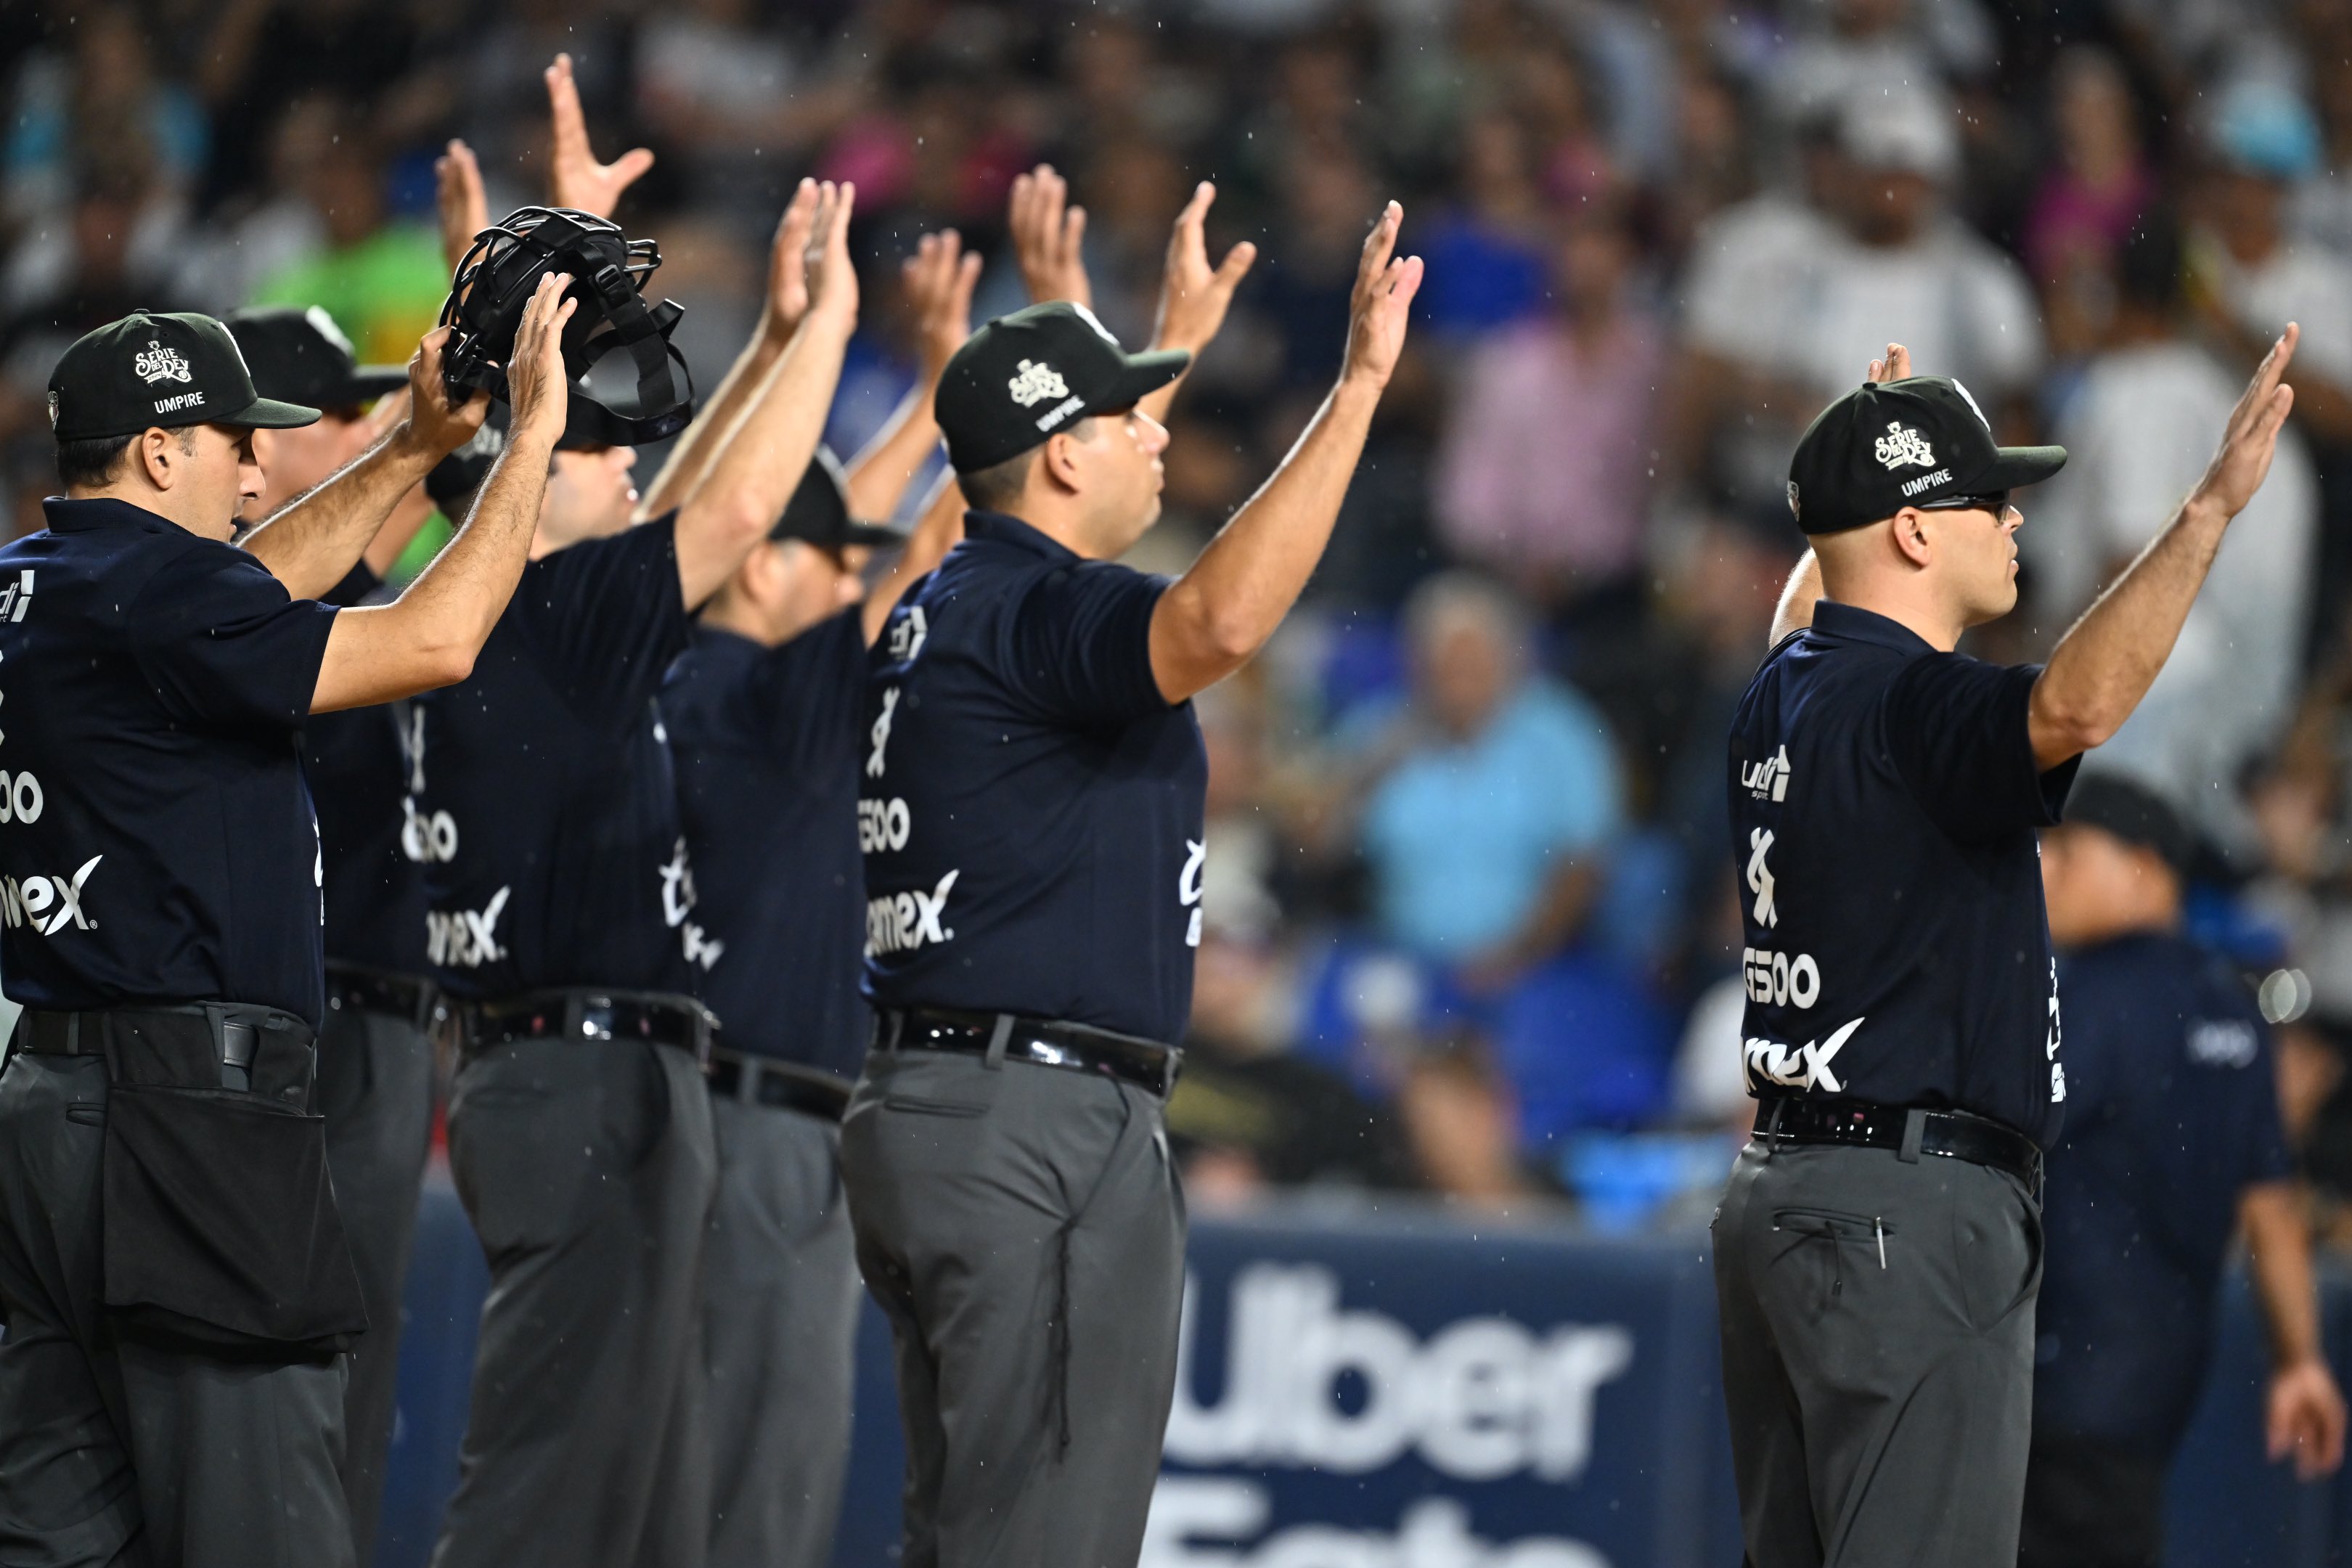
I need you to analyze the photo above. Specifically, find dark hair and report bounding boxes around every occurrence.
[54,433,136,489]
[955,447,1037,513]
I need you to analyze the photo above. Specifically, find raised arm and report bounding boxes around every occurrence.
[545,52,653,218]
[2242,1180,2347,1479]
[311,274,576,712]
[862,470,965,646]
[240,332,488,601]
[637,179,819,523]
[2028,326,2298,771]
[435,138,489,277]
[1138,181,1257,425]
[1147,202,1421,703]
[844,227,981,524]
[672,182,859,611]
[1009,164,1090,309]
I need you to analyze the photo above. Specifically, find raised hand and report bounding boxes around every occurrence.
[1339,202,1422,392]
[2193,322,2298,521]
[1009,164,1090,308]
[1866,342,1914,384]
[759,179,821,346]
[404,328,489,456]
[1153,181,1257,357]
[436,139,490,277]
[505,273,580,445]
[545,53,653,219]
[904,229,982,383]
[803,181,859,333]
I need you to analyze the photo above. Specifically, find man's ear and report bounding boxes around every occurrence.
[137,427,178,491]
[1890,507,1933,569]
[1037,429,1083,494]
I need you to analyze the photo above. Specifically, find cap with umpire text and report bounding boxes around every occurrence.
[774,446,910,550]
[225,306,407,412]
[1786,376,2065,534]
[48,310,319,441]
[935,301,1189,473]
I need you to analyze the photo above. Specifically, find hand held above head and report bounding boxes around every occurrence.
[1010,164,1090,308]
[905,229,983,387]
[396,327,490,460]
[435,139,489,278]
[800,181,860,338]
[758,178,821,346]
[1151,181,1257,359]
[544,52,654,219]
[502,271,579,447]
[2191,322,2299,523]
[1339,201,1422,394]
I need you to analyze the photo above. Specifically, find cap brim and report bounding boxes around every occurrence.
[1098,349,1191,412]
[845,521,912,548]
[219,396,322,430]
[1983,444,2067,490]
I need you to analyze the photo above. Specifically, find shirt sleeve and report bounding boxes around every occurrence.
[320,563,382,609]
[1881,653,2079,842]
[128,542,340,732]
[2241,1016,2298,1187]
[513,513,693,726]
[999,560,1172,727]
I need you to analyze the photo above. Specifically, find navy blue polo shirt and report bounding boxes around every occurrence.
[2033,930,2292,1452]
[309,565,426,976]
[414,515,714,1000]
[862,510,1206,1044]
[0,497,338,1028]
[663,611,868,1078]
[1727,600,2081,1145]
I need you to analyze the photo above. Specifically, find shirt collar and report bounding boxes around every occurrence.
[1808,600,1937,658]
[41,496,176,535]
[964,508,1078,564]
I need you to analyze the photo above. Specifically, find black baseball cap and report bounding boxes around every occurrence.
[224,306,407,412]
[1786,376,2066,535]
[935,301,1189,473]
[2060,771,2196,875]
[47,309,319,441]
[773,447,909,550]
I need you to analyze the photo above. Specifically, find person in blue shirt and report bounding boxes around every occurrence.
[658,225,973,1568]
[0,284,570,1568]
[417,181,860,1568]
[2024,771,2345,1567]
[848,192,1421,1566]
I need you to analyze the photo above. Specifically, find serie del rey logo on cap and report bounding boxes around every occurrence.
[1874,421,1935,470]
[1007,359,1069,408]
[131,340,192,386]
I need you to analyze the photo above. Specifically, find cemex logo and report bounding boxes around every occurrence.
[1744,1016,1863,1093]
[866,869,958,955]
[427,886,509,968]
[0,854,100,936]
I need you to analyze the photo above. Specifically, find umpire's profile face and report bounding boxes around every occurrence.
[1056,407,1170,555]
[139,422,263,542]
[1914,497,2024,626]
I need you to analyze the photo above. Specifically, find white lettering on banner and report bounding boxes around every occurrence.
[1745,828,1778,928]
[1180,838,1206,949]
[1164,1265,1633,1482]
[865,869,959,955]
[0,855,100,935]
[1740,745,1792,802]
[0,769,44,824]
[1742,947,1820,1009]
[886,605,928,665]
[1743,1016,1863,1093]
[858,797,912,854]
[426,886,509,968]
[867,687,899,779]
[1141,1482,1612,1568]
[400,796,458,863]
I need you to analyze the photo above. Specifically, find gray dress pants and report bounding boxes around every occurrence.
[839,1048,1185,1568]
[0,1052,355,1568]
[314,998,436,1567]
[1712,1137,2043,1568]
[702,1096,859,1568]
[429,1037,716,1568]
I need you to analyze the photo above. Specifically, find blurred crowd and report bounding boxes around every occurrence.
[12,0,2352,1225]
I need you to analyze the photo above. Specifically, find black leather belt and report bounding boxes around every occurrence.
[873,1005,1180,1097]
[324,963,442,1034]
[1757,1095,2043,1193]
[12,1003,314,1094]
[458,988,716,1068]
[706,1049,851,1122]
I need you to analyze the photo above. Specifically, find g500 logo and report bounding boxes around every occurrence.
[1,854,100,935]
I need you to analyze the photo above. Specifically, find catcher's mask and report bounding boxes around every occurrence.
[439,205,695,446]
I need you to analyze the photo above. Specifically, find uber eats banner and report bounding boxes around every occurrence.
[828,1214,1744,1568]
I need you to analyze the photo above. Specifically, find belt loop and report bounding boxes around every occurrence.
[985,1013,1013,1070]
[1762,1096,1787,1159]
[64,1011,78,1056]
[886,1009,905,1053]
[1898,1107,1926,1164]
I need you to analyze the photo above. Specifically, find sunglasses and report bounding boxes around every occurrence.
[1916,491,2013,515]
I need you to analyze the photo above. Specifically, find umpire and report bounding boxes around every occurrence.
[226,303,438,1564]
[1712,330,2301,1568]
[2025,772,2343,1567]
[0,285,570,1566]
[846,205,1421,1565]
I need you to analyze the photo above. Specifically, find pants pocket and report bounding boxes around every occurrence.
[1955,1172,2040,1331]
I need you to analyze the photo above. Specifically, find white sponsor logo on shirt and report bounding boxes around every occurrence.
[1741,745,1792,801]
[0,854,100,935]
[1744,1016,1863,1093]
[1746,828,1779,928]
[867,687,899,779]
[427,886,509,968]
[1180,837,1206,948]
[887,605,928,664]
[2187,1018,2258,1069]
[865,868,958,955]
